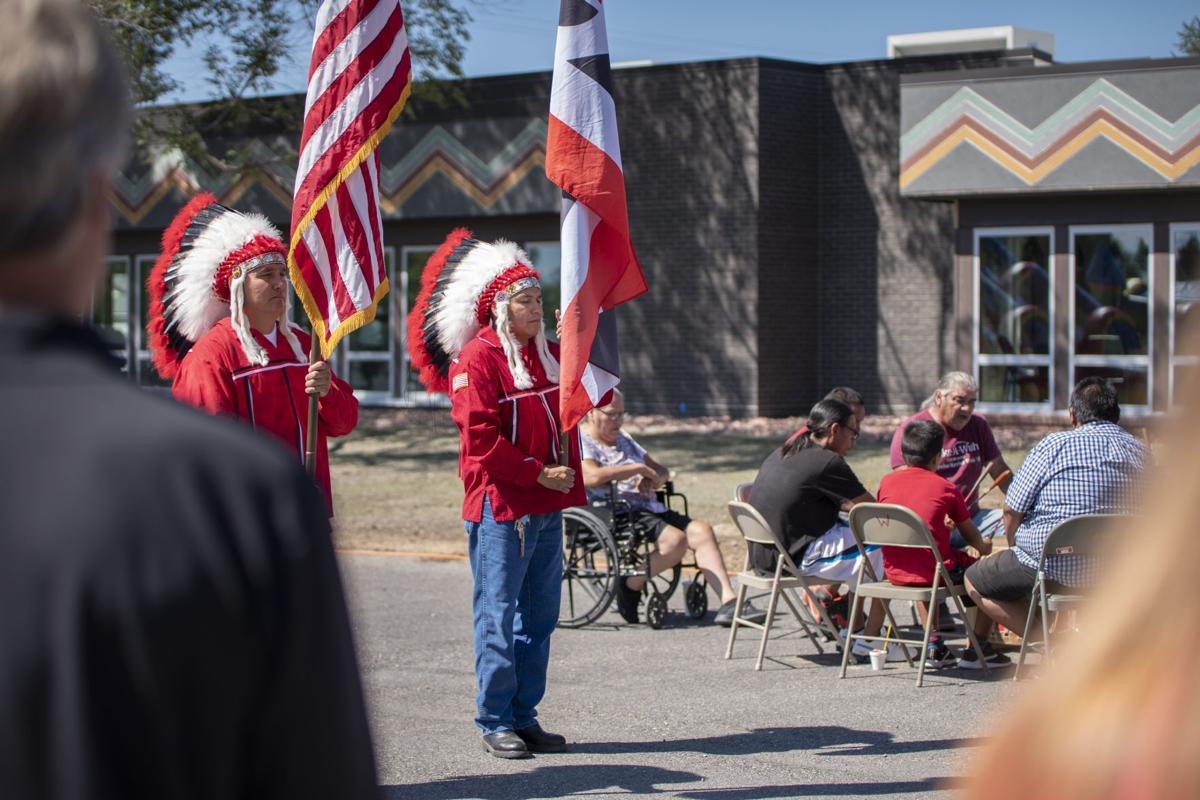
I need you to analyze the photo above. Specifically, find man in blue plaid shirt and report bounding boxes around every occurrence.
[965,377,1147,640]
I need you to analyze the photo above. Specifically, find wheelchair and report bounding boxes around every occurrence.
[560,480,709,629]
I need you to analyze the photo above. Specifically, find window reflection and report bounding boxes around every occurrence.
[979,234,1051,356]
[1074,366,1148,407]
[1175,228,1200,357]
[979,365,1049,404]
[403,247,436,392]
[1074,232,1150,356]
[93,256,130,372]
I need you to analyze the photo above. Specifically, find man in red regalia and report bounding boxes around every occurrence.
[147,194,358,511]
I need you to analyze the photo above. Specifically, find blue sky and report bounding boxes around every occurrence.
[163,0,1197,102]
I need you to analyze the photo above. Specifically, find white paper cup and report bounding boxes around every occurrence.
[869,648,887,671]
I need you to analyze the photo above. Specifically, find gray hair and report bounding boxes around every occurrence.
[923,371,978,409]
[0,0,130,256]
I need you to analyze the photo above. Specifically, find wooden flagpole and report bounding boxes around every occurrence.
[304,335,320,478]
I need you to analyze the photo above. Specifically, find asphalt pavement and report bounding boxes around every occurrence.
[342,552,1025,800]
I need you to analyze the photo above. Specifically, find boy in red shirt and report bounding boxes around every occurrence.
[876,420,1010,669]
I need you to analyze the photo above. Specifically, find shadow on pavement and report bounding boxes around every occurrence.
[381,764,702,799]
[675,776,967,798]
[570,725,985,757]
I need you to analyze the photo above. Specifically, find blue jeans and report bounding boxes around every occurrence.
[465,497,563,735]
[949,507,1004,549]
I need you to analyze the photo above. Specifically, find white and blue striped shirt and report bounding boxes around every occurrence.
[1008,421,1146,585]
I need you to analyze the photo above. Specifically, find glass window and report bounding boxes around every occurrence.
[134,255,168,387]
[349,359,390,392]
[94,256,131,372]
[347,249,394,354]
[343,247,395,396]
[525,241,562,340]
[975,230,1053,407]
[1074,230,1150,357]
[1172,225,1200,406]
[401,246,437,396]
[979,365,1050,405]
[1073,365,1148,407]
[978,234,1051,356]
[1174,227,1200,357]
[1071,226,1152,411]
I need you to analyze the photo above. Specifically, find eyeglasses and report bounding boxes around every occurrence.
[595,408,625,421]
[843,425,860,441]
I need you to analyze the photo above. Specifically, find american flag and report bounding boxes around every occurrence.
[288,0,412,357]
[546,0,647,432]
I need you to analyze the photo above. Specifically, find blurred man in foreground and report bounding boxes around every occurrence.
[0,2,377,797]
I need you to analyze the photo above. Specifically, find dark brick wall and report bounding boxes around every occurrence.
[613,61,762,417]
[756,62,823,416]
[815,54,1013,415]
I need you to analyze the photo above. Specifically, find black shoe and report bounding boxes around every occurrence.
[614,578,640,623]
[959,642,1013,670]
[515,722,568,753]
[925,640,957,668]
[714,599,767,627]
[483,730,531,759]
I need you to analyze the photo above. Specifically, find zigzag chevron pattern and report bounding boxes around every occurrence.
[378,120,547,211]
[108,120,548,224]
[901,79,1200,188]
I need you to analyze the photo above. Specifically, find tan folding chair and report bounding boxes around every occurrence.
[725,500,840,670]
[839,503,990,687]
[1014,514,1125,680]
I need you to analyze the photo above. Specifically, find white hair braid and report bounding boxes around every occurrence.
[229,274,268,366]
[493,300,534,389]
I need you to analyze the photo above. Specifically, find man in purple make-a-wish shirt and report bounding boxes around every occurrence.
[889,371,1013,546]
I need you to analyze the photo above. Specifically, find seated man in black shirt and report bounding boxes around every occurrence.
[749,399,892,659]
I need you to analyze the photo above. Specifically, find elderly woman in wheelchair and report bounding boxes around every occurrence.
[578,391,765,627]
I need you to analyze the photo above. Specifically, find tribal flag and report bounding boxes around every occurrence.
[288,0,412,357]
[546,0,647,432]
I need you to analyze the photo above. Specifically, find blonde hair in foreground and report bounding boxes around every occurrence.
[963,339,1200,799]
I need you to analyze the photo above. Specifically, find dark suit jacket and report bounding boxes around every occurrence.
[0,313,378,799]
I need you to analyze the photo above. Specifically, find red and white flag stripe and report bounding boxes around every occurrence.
[546,0,647,432]
[289,0,411,356]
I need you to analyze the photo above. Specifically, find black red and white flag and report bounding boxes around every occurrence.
[546,0,647,432]
[288,0,412,357]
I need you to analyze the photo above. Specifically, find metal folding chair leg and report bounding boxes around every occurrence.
[1014,579,1043,679]
[1039,570,1052,662]
[754,581,783,671]
[724,583,748,659]
[914,587,939,687]
[837,588,863,678]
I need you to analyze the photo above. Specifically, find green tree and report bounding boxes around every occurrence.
[1178,15,1200,56]
[89,0,474,165]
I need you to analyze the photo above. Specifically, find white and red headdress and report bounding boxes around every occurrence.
[147,193,304,379]
[407,227,559,392]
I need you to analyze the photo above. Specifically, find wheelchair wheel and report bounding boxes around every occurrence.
[685,578,708,619]
[648,562,681,601]
[645,593,668,629]
[559,508,620,628]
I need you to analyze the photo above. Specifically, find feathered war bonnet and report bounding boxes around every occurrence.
[407,227,559,392]
[146,193,304,380]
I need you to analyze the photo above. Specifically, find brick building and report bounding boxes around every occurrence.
[100,36,1200,417]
